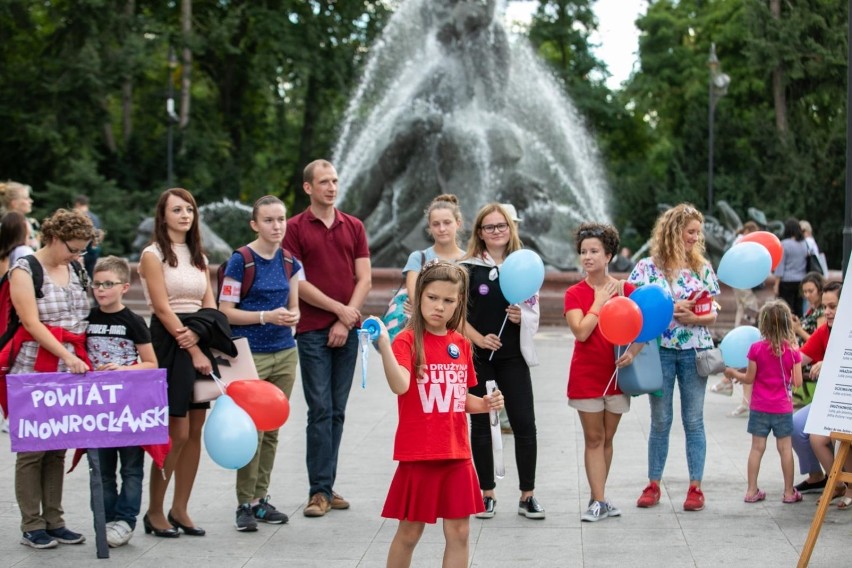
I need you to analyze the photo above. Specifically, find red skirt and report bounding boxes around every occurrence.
[382,459,484,524]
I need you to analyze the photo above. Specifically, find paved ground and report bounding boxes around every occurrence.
[1,327,849,567]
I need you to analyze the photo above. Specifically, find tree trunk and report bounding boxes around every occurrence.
[121,0,135,146]
[769,0,788,137]
[292,72,321,211]
[179,0,192,129]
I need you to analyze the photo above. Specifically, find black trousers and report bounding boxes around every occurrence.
[778,280,803,318]
[469,354,537,492]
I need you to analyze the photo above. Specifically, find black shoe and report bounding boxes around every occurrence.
[20,529,58,549]
[235,504,258,532]
[252,495,289,524]
[518,496,546,519]
[143,514,179,538]
[45,526,86,544]
[168,511,206,536]
[795,477,828,494]
[475,496,496,519]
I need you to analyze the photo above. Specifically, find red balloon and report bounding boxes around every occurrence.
[226,380,290,432]
[740,231,783,271]
[598,296,643,346]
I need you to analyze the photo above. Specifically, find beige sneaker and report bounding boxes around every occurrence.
[303,493,331,517]
[330,492,350,510]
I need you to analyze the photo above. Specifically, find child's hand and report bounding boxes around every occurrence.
[366,316,390,346]
[484,388,504,412]
[96,363,120,371]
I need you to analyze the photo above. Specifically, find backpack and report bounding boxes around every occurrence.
[216,246,295,306]
[0,255,89,352]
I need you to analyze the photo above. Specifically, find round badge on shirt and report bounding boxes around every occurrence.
[447,343,460,359]
[478,284,489,295]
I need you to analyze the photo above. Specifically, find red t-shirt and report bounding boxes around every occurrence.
[391,329,477,462]
[801,323,831,363]
[563,280,635,399]
[283,207,370,333]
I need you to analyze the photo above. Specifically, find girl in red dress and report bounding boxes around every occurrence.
[372,260,504,568]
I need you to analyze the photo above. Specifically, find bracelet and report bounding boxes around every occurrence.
[259,311,266,325]
[587,310,599,317]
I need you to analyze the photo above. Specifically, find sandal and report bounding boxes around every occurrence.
[710,381,733,396]
[837,496,852,510]
[728,404,749,418]
[816,484,847,506]
[744,489,766,503]
[783,489,803,504]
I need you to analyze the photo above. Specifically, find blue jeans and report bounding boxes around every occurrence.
[648,348,707,482]
[297,328,359,499]
[97,446,144,529]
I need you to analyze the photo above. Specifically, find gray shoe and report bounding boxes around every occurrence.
[603,499,622,517]
[581,500,608,522]
[235,504,258,532]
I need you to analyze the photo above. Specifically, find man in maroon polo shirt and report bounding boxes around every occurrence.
[283,159,372,517]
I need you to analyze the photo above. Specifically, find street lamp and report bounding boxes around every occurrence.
[707,42,730,217]
[166,46,180,186]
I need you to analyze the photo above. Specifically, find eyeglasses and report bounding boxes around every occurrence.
[578,228,604,239]
[62,241,87,256]
[481,223,509,234]
[92,281,124,290]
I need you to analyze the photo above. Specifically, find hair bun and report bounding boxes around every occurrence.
[433,194,459,205]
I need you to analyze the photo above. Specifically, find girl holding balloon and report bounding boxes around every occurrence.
[219,195,302,531]
[628,203,720,512]
[460,203,543,520]
[564,223,644,522]
[139,188,234,538]
[369,260,504,567]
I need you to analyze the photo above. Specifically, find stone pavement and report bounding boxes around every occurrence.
[0,327,849,567]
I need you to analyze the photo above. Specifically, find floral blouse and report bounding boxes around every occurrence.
[799,305,824,345]
[628,257,721,350]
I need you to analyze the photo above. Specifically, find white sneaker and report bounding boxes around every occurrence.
[106,520,133,547]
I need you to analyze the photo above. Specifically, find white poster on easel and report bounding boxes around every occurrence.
[805,254,852,435]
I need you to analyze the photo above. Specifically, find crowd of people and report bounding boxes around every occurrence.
[0,170,845,567]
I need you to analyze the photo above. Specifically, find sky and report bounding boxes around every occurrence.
[504,0,645,90]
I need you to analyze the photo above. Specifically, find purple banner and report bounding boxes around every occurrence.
[7,369,169,452]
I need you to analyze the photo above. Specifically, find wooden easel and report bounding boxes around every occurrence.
[797,432,852,567]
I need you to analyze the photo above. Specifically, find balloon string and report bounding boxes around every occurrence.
[603,346,621,396]
[489,312,510,361]
[359,330,371,389]
[209,373,227,396]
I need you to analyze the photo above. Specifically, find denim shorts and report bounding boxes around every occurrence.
[747,410,793,438]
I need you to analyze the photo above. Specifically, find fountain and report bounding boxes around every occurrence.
[333,0,610,269]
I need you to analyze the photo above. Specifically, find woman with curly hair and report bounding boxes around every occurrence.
[564,222,643,522]
[7,209,95,548]
[628,204,720,512]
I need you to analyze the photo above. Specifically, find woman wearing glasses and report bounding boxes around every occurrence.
[460,203,543,520]
[628,204,720,512]
[5,209,95,548]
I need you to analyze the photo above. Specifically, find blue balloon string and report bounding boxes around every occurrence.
[358,329,371,389]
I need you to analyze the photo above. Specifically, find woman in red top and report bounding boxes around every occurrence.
[564,223,642,522]
[372,260,503,568]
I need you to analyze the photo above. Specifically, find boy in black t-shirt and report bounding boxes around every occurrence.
[86,256,157,547]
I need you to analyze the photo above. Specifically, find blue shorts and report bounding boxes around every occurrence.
[747,410,793,438]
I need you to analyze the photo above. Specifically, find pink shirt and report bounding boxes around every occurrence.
[748,339,802,414]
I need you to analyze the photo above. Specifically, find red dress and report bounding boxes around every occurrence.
[381,329,485,523]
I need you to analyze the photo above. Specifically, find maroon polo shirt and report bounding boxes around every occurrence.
[283,207,370,334]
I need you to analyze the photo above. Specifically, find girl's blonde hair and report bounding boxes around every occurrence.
[650,203,708,276]
[0,181,31,213]
[464,203,522,260]
[408,260,469,373]
[758,300,797,356]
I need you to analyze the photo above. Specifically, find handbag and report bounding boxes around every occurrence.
[381,250,425,343]
[807,252,827,276]
[695,347,725,378]
[615,341,663,395]
[193,337,259,403]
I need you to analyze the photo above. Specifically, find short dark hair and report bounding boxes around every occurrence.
[823,281,842,299]
[574,222,620,257]
[303,160,334,184]
[74,195,90,206]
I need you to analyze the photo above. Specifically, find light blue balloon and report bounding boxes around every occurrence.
[720,325,761,368]
[204,394,258,469]
[717,242,772,290]
[499,249,545,304]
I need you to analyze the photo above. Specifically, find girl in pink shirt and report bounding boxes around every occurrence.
[726,300,803,504]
